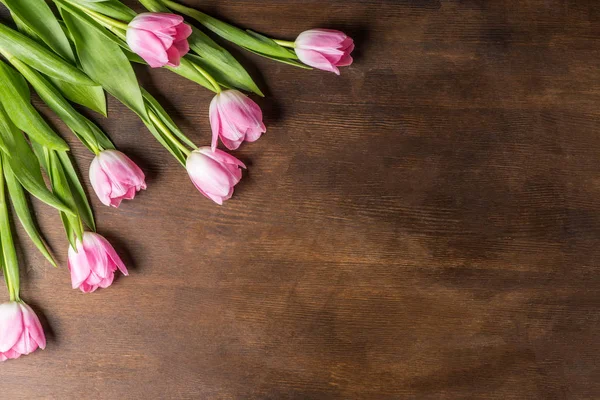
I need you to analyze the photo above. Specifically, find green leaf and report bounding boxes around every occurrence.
[0,155,20,299]
[160,0,296,60]
[60,6,148,119]
[69,0,137,21]
[0,60,70,151]
[9,57,113,153]
[50,78,107,116]
[0,103,75,216]
[0,23,96,85]
[187,29,263,96]
[47,149,83,247]
[3,159,57,267]
[142,89,197,149]
[56,150,96,232]
[1,0,74,61]
[138,0,261,95]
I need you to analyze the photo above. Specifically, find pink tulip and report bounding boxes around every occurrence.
[68,232,128,293]
[294,29,354,75]
[186,147,246,205]
[209,90,266,151]
[89,150,146,208]
[0,301,46,362]
[126,13,192,68]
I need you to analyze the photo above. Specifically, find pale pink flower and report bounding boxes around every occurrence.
[89,150,146,208]
[209,90,266,151]
[126,13,192,68]
[68,232,128,293]
[295,29,354,75]
[186,147,246,205]
[0,301,46,362]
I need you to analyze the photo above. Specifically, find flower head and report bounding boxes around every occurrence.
[89,150,146,208]
[186,147,246,205]
[209,90,266,151]
[0,301,46,362]
[68,232,128,293]
[126,13,192,68]
[295,29,354,75]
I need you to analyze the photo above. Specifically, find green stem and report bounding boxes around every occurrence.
[148,111,191,156]
[190,62,221,93]
[61,0,131,31]
[274,39,296,48]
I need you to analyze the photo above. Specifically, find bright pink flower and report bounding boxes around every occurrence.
[89,150,146,208]
[0,301,46,362]
[294,29,354,75]
[186,147,246,205]
[126,13,192,68]
[209,90,266,151]
[68,232,128,293]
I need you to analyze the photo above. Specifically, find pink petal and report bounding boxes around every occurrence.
[19,303,45,350]
[89,157,113,207]
[89,233,128,277]
[0,302,23,352]
[126,28,169,68]
[198,148,247,169]
[174,23,193,42]
[186,152,233,197]
[165,45,182,67]
[295,48,340,75]
[128,13,184,31]
[209,96,222,151]
[68,243,93,290]
[296,29,348,49]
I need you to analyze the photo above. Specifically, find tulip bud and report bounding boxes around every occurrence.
[68,232,128,293]
[186,147,246,205]
[0,301,46,361]
[126,13,192,68]
[294,29,354,75]
[89,150,146,208]
[209,90,266,151]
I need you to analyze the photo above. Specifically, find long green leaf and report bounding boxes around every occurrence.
[3,159,57,267]
[0,60,70,151]
[159,0,296,60]
[0,104,75,216]
[47,149,83,248]
[138,0,262,95]
[57,150,96,232]
[0,23,96,85]
[142,89,197,149]
[9,12,107,115]
[1,0,74,60]
[60,5,148,119]
[0,156,19,299]
[9,57,113,153]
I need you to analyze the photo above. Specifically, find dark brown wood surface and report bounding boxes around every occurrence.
[2,0,600,398]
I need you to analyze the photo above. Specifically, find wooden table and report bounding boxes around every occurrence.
[2,0,600,398]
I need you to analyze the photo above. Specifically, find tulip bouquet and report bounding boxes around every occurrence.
[0,0,354,361]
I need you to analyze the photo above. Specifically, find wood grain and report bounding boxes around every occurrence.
[2,0,600,398]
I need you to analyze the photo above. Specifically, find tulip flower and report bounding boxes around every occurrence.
[126,13,192,68]
[89,150,146,208]
[186,147,246,205]
[68,232,128,293]
[209,90,266,151]
[0,301,46,361]
[294,29,354,75]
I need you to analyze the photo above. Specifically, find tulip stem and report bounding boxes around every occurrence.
[61,0,130,31]
[274,39,296,48]
[191,63,222,93]
[148,110,192,156]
